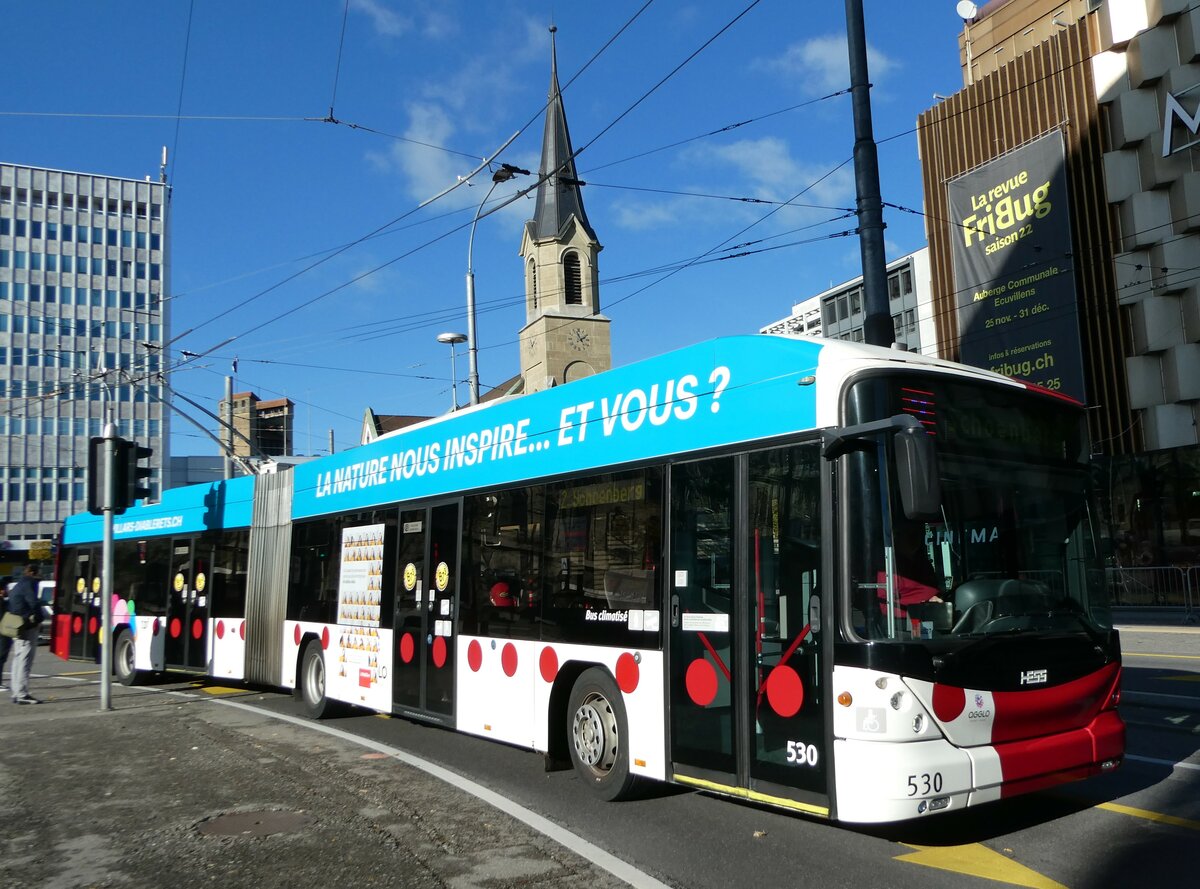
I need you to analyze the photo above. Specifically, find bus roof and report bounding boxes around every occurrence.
[62,334,1035,542]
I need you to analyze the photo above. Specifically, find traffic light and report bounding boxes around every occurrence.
[85,436,153,513]
[86,436,108,515]
[120,439,154,507]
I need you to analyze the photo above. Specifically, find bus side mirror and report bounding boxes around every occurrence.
[894,426,941,520]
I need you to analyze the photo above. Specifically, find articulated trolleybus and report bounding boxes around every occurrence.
[53,335,1123,823]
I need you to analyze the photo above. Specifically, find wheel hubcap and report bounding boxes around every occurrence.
[572,692,617,774]
[307,654,324,702]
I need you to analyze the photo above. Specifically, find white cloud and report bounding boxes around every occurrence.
[363,16,552,222]
[691,137,855,211]
[350,0,413,38]
[613,199,685,231]
[759,34,899,95]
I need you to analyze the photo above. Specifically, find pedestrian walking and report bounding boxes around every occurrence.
[0,582,11,692]
[6,564,43,704]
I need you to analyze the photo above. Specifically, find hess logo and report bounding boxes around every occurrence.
[1020,668,1048,686]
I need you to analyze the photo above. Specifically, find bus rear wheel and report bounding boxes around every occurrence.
[567,668,639,801]
[113,630,141,687]
[297,639,334,719]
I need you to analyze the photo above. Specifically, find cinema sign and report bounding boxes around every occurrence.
[1163,85,1200,157]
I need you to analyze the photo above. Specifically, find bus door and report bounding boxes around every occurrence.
[65,547,99,660]
[669,445,828,812]
[393,501,460,722]
[164,538,209,670]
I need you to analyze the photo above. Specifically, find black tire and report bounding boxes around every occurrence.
[566,667,639,801]
[297,639,334,719]
[113,629,141,687]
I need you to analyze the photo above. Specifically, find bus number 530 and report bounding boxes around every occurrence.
[907,772,943,796]
[786,741,819,766]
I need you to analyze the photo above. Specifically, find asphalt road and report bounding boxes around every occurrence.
[6,623,1198,889]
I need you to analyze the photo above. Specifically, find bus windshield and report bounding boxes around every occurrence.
[844,373,1112,643]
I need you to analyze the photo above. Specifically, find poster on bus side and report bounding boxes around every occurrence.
[946,130,1086,402]
[336,523,385,696]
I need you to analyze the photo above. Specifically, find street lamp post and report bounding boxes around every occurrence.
[437,331,468,411]
[465,163,528,405]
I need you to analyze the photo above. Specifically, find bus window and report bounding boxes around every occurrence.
[543,467,663,646]
[289,518,339,623]
[461,487,543,639]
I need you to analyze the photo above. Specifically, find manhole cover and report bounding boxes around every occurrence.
[196,810,313,837]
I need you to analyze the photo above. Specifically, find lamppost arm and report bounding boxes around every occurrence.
[465,177,504,406]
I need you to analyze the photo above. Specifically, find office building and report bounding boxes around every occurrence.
[0,162,169,559]
[761,249,937,353]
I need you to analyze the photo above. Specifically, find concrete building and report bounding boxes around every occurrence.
[0,161,169,557]
[1093,0,1200,449]
[218,391,295,459]
[918,0,1200,563]
[760,248,938,353]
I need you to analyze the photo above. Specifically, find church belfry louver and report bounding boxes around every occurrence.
[518,27,611,394]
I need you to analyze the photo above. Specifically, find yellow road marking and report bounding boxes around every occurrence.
[1124,652,1200,661]
[198,686,245,696]
[1097,802,1200,831]
[58,670,101,677]
[896,844,1066,888]
[1161,674,1200,682]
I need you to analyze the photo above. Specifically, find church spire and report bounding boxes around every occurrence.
[530,25,596,241]
[517,26,610,395]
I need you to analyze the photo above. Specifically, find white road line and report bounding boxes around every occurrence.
[1125,754,1200,773]
[208,696,674,889]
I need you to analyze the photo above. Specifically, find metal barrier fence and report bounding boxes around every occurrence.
[1107,566,1196,621]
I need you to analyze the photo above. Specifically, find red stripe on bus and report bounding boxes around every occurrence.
[992,662,1120,743]
[996,709,1124,794]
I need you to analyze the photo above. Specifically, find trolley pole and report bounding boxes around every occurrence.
[100,421,116,711]
[845,0,895,348]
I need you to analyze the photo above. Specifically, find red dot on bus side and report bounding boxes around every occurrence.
[320,627,330,650]
[73,616,82,634]
[615,652,639,694]
[239,621,246,641]
[501,642,518,677]
[932,684,966,722]
[293,624,301,646]
[169,617,181,638]
[539,647,558,683]
[765,665,804,718]
[216,621,225,640]
[467,639,483,672]
[89,616,98,635]
[152,618,160,637]
[685,658,718,706]
[432,636,447,668]
[400,633,415,664]
[192,619,203,640]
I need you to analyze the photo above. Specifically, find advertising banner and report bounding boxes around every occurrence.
[947,130,1086,401]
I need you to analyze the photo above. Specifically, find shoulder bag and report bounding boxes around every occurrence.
[0,610,26,638]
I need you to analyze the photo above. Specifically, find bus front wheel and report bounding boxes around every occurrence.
[566,668,639,801]
[297,640,333,719]
[113,630,141,687]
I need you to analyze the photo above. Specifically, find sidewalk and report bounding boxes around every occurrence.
[1112,606,1199,630]
[0,666,633,889]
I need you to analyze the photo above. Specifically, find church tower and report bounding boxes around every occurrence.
[518,27,611,394]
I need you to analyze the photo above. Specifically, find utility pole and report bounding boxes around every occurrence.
[99,422,116,711]
[224,376,233,479]
[845,0,895,347]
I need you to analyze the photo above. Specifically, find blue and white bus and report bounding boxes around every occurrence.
[54,335,1123,823]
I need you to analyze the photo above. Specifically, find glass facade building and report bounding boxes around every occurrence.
[0,162,169,553]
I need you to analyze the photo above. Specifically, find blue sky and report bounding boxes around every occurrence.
[2,0,970,457]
